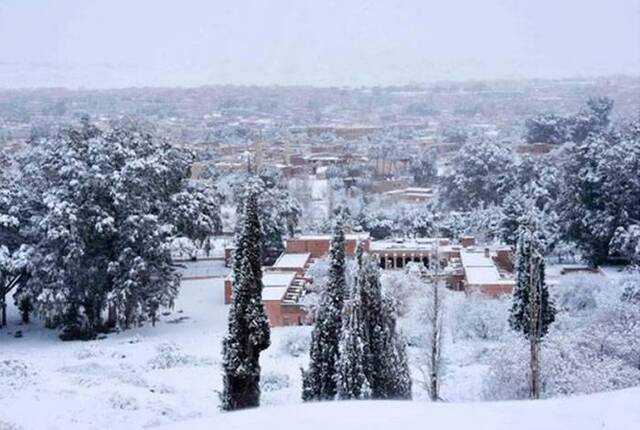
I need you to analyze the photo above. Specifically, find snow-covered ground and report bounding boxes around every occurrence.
[0,264,637,429]
[0,264,313,430]
[166,387,640,430]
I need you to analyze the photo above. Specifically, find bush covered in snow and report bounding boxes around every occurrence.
[147,342,212,369]
[483,276,640,400]
[260,371,291,392]
[451,293,510,341]
[107,393,140,411]
[278,326,312,357]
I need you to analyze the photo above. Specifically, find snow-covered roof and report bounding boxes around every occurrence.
[295,233,370,241]
[262,286,288,301]
[273,253,311,268]
[465,266,502,285]
[460,250,514,285]
[459,251,494,267]
[263,271,297,288]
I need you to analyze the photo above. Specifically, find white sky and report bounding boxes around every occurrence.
[0,0,639,88]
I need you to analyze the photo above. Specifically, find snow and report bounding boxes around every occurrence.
[164,388,640,430]
[262,272,297,288]
[465,266,503,284]
[460,251,494,267]
[273,253,311,269]
[0,264,638,429]
[262,286,288,301]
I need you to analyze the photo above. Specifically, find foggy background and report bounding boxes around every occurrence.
[0,0,639,88]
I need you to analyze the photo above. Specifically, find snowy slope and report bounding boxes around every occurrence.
[165,388,640,430]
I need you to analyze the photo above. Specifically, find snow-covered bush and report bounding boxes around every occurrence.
[483,306,640,400]
[382,264,424,317]
[0,360,35,392]
[553,274,603,312]
[260,372,290,392]
[278,326,312,357]
[147,342,212,369]
[107,393,139,411]
[451,293,510,341]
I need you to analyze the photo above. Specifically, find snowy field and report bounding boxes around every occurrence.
[167,387,640,430]
[1,264,638,429]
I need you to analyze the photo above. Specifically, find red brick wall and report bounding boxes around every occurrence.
[286,238,369,258]
[465,284,513,296]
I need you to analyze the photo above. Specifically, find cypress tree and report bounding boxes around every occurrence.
[358,253,388,398]
[379,294,412,400]
[355,245,412,400]
[302,221,346,401]
[221,188,270,411]
[337,295,367,400]
[509,223,556,399]
[509,224,556,338]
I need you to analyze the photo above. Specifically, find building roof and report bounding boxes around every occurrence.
[262,286,288,301]
[460,250,514,285]
[263,271,297,288]
[273,253,311,269]
[465,266,502,285]
[459,251,494,268]
[295,233,370,241]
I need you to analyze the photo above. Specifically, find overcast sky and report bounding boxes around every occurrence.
[0,0,639,88]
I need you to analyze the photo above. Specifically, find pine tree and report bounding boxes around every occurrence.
[509,223,556,399]
[302,221,346,401]
[221,187,270,411]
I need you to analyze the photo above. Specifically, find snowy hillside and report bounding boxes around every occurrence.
[166,388,640,430]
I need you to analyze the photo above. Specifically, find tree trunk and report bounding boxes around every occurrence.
[528,242,542,399]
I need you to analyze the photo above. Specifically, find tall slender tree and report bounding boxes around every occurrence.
[302,221,346,401]
[509,223,556,399]
[337,294,367,400]
[221,187,270,411]
[420,241,446,401]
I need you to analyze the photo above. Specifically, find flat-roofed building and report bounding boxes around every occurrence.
[224,270,307,327]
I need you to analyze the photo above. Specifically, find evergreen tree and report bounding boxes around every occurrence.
[509,223,556,398]
[10,118,220,338]
[221,188,270,411]
[337,295,367,400]
[302,221,346,401]
[380,294,412,399]
[358,253,387,398]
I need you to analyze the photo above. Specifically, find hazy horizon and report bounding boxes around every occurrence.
[1,0,639,89]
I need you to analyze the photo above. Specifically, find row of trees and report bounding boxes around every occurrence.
[0,118,221,339]
[302,223,412,401]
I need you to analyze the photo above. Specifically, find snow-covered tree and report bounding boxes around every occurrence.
[12,118,219,338]
[302,221,346,401]
[357,249,388,398]
[610,225,640,265]
[337,295,367,400]
[556,122,640,266]
[440,140,517,211]
[419,244,447,401]
[509,223,556,398]
[380,294,412,400]
[235,167,301,264]
[409,151,438,186]
[221,187,270,411]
